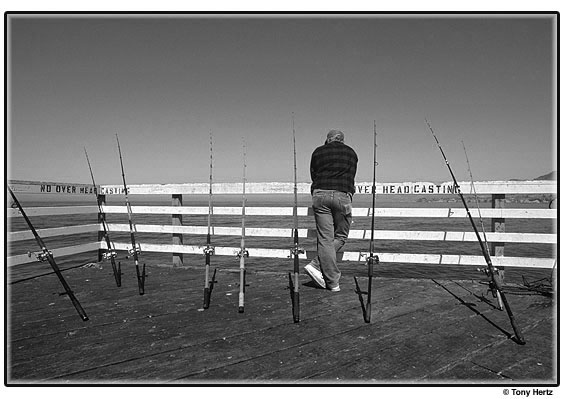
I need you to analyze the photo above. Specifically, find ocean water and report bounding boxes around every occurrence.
[7,196,556,285]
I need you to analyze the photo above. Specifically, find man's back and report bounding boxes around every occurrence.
[310,141,358,195]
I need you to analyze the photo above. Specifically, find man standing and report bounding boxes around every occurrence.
[305,129,358,292]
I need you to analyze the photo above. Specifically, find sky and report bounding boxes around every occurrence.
[6,13,558,186]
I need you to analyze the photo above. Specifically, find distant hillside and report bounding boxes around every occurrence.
[534,171,557,181]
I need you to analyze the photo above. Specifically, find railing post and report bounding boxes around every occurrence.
[172,194,183,267]
[491,193,505,275]
[97,193,106,262]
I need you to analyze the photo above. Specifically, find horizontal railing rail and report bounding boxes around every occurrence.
[7,179,558,195]
[98,205,555,219]
[7,243,100,268]
[6,180,557,270]
[7,205,99,217]
[100,223,556,244]
[102,242,556,269]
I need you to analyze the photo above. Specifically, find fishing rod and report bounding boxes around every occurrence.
[288,113,303,323]
[8,186,89,321]
[461,141,503,309]
[356,120,380,323]
[425,119,525,345]
[236,138,249,313]
[203,132,217,309]
[116,134,146,295]
[465,141,554,299]
[84,147,121,287]
[461,141,490,247]
[365,120,380,322]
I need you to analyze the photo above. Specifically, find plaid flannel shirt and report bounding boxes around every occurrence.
[310,141,358,195]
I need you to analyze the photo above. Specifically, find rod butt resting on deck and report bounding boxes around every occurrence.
[292,288,300,323]
[354,276,367,320]
[364,304,371,323]
[204,288,211,309]
[113,260,122,287]
[117,262,122,287]
[203,268,217,309]
[117,261,123,287]
[289,272,300,323]
[136,263,146,295]
[238,268,246,314]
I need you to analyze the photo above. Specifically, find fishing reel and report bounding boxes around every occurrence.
[203,245,215,256]
[10,202,22,215]
[236,249,249,259]
[366,255,380,265]
[127,244,141,256]
[102,250,118,260]
[28,250,52,262]
[289,246,305,258]
[360,252,380,265]
[477,266,505,309]
[477,265,504,282]
[477,266,501,289]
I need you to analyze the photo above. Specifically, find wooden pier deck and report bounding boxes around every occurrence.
[6,259,557,385]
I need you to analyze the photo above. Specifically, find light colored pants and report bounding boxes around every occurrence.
[310,189,353,289]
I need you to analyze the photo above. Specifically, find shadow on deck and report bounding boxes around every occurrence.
[6,258,557,385]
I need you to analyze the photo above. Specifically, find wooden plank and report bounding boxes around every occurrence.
[171,194,183,267]
[97,180,556,195]
[343,251,556,269]
[378,180,557,195]
[456,180,556,194]
[99,205,556,219]
[105,223,556,244]
[97,194,107,262]
[7,180,98,196]
[348,229,556,244]
[106,241,554,269]
[109,242,300,260]
[9,204,549,220]
[7,179,556,197]
[353,207,556,219]
[7,206,99,218]
[100,182,307,195]
[6,242,100,267]
[8,224,99,242]
[491,194,506,263]
[100,205,308,216]
[106,223,307,238]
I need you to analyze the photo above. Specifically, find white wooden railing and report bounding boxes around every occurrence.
[6,180,557,269]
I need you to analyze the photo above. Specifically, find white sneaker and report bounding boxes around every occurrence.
[328,285,340,292]
[304,264,326,289]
